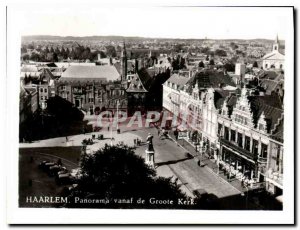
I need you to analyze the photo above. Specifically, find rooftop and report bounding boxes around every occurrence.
[167,73,190,88]
[61,65,120,82]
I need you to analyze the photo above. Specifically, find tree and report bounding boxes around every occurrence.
[105,45,117,57]
[209,59,215,65]
[22,54,30,61]
[30,53,41,62]
[201,47,210,55]
[253,61,258,68]
[215,49,227,57]
[174,44,183,53]
[53,52,58,62]
[65,144,189,209]
[224,62,235,72]
[230,42,238,50]
[198,61,204,68]
[21,46,27,54]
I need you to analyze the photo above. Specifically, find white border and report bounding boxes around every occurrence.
[4,1,295,225]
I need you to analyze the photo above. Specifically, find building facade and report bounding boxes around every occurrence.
[262,36,285,70]
[217,87,283,186]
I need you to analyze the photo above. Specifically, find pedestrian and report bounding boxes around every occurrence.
[134,139,137,147]
[65,136,68,142]
[157,129,160,136]
[107,126,110,131]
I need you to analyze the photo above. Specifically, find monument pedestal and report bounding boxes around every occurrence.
[145,150,155,167]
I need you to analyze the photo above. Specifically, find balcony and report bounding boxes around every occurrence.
[220,138,254,160]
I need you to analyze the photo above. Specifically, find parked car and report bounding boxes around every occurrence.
[56,173,72,185]
[43,162,56,172]
[48,165,64,177]
[38,160,49,170]
[57,167,68,176]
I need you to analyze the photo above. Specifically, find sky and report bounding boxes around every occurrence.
[8,6,292,40]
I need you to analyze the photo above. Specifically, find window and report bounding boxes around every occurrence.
[252,139,258,155]
[44,88,47,93]
[40,88,43,93]
[218,123,223,136]
[44,96,47,100]
[261,143,268,158]
[237,132,243,148]
[231,130,236,142]
[245,136,251,151]
[41,96,44,100]
[224,127,229,140]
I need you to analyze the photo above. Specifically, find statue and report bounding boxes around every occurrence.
[145,133,155,167]
[146,133,154,151]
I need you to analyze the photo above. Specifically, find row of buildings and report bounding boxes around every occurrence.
[20,42,171,126]
[162,63,284,197]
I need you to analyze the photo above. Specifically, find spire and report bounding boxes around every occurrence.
[275,34,279,44]
[121,40,127,58]
[272,34,279,52]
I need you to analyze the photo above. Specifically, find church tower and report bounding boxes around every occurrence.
[273,35,280,52]
[121,41,127,82]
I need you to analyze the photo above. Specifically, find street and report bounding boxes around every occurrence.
[20,125,241,199]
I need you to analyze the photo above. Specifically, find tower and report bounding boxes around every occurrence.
[273,34,280,52]
[121,41,127,81]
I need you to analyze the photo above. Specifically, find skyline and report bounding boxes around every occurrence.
[21,34,284,42]
[9,6,292,40]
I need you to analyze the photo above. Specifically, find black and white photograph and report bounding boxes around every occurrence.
[4,1,295,225]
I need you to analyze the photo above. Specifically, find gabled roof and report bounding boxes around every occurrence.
[126,68,153,93]
[270,119,283,142]
[248,94,283,132]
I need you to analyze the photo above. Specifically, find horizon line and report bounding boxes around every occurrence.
[21,34,283,41]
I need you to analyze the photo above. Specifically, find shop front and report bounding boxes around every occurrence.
[220,146,256,182]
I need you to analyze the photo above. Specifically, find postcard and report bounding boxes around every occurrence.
[5,3,295,224]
